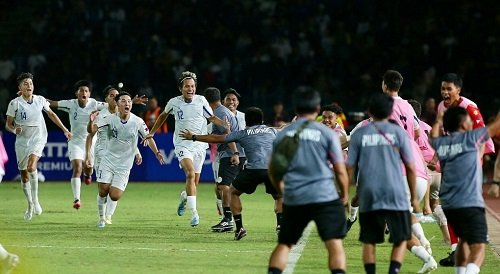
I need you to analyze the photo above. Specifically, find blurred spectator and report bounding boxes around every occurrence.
[421,97,437,125]
[266,101,289,127]
[143,97,167,133]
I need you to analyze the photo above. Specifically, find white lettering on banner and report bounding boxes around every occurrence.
[44,142,68,157]
[38,161,73,171]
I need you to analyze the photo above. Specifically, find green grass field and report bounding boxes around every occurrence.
[0,182,499,273]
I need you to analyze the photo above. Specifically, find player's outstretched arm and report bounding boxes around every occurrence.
[47,99,59,109]
[143,112,168,145]
[207,115,230,130]
[179,129,226,143]
[144,138,164,165]
[84,132,95,169]
[47,110,72,140]
[132,94,148,106]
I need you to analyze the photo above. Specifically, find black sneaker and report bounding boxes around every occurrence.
[346,218,357,233]
[234,227,247,240]
[276,225,280,235]
[211,219,233,232]
[439,250,455,267]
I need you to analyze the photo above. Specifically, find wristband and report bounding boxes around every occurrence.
[233,152,240,156]
[192,135,197,141]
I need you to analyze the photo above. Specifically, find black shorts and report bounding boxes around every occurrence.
[279,200,346,244]
[443,207,488,244]
[217,157,245,186]
[359,210,412,244]
[231,169,278,195]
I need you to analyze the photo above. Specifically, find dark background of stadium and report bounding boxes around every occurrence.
[0,0,499,130]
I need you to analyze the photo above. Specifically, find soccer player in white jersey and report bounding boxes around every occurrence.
[5,72,72,220]
[48,81,147,210]
[84,85,142,225]
[88,92,164,228]
[143,71,229,227]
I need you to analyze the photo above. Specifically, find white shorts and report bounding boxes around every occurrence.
[68,139,95,164]
[404,176,429,211]
[96,166,130,191]
[175,148,206,173]
[15,143,45,170]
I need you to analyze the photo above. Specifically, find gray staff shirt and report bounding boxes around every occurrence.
[431,127,489,209]
[347,121,413,213]
[224,124,278,169]
[273,119,344,206]
[212,105,245,158]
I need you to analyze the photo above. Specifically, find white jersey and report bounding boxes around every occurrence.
[94,107,113,159]
[236,110,246,130]
[58,98,106,146]
[164,95,213,151]
[96,113,149,171]
[6,95,49,147]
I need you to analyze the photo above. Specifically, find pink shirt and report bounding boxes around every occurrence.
[437,96,495,154]
[389,97,419,140]
[401,139,429,180]
[0,133,8,171]
[416,121,435,162]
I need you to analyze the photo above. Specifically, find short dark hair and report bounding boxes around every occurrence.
[441,73,463,88]
[223,88,241,99]
[407,99,422,117]
[443,106,468,132]
[293,86,321,114]
[74,80,92,92]
[321,103,343,115]
[245,107,264,126]
[383,70,404,91]
[177,71,197,89]
[368,93,394,119]
[204,87,221,103]
[16,72,33,86]
[102,85,118,98]
[115,91,132,102]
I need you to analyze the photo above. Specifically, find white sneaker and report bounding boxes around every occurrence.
[177,191,187,216]
[190,214,200,227]
[417,257,437,273]
[96,219,106,228]
[34,202,43,215]
[105,215,113,225]
[1,253,20,274]
[24,204,33,221]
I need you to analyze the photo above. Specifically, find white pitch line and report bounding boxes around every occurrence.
[283,222,314,274]
[5,244,269,254]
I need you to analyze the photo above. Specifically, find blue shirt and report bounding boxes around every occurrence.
[431,127,489,209]
[347,121,413,212]
[273,119,344,206]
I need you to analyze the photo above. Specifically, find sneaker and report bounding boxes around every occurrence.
[211,219,233,232]
[234,227,247,240]
[34,202,43,215]
[96,219,106,228]
[190,214,200,227]
[346,217,357,232]
[24,204,33,221]
[73,199,81,210]
[177,191,187,216]
[439,251,455,267]
[417,257,437,273]
[105,216,113,225]
[83,175,92,185]
[1,253,20,274]
[276,225,280,235]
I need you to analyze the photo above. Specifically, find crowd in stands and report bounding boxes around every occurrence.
[1,0,499,129]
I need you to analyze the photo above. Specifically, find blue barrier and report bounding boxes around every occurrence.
[2,132,214,182]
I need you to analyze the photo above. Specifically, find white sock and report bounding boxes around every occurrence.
[21,181,33,204]
[71,178,81,200]
[105,194,118,217]
[97,195,106,218]
[29,171,39,203]
[465,263,480,274]
[0,244,8,260]
[412,223,430,245]
[451,243,458,252]
[216,199,223,214]
[456,266,466,274]
[349,206,359,221]
[411,245,431,263]
[187,196,197,215]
